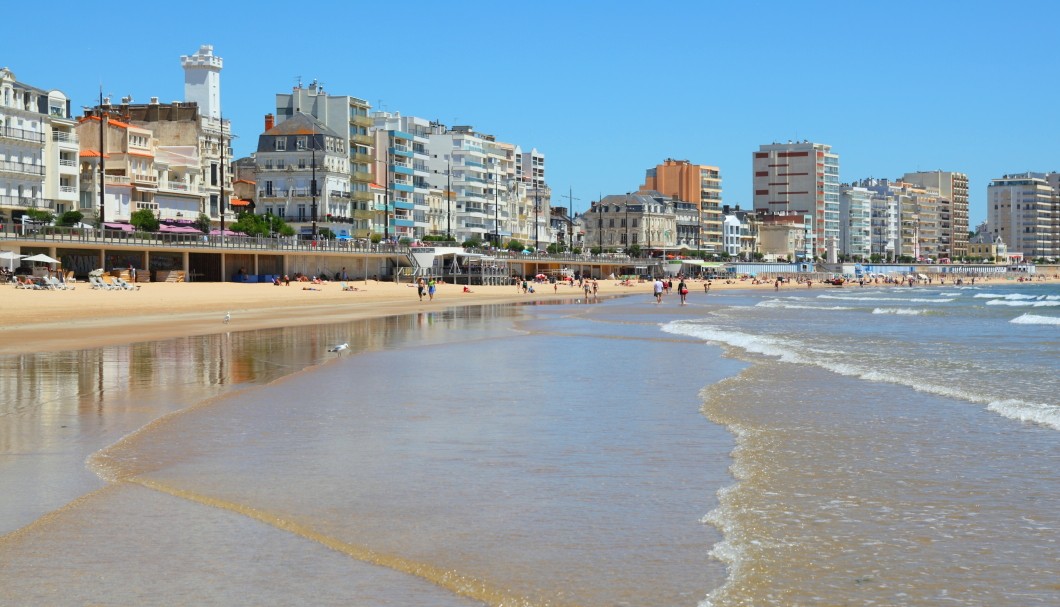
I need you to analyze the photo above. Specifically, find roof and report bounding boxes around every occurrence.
[229,199,252,207]
[263,112,340,138]
[79,115,132,130]
[80,150,111,158]
[234,178,256,185]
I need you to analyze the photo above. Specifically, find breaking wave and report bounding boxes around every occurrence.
[1010,314,1060,326]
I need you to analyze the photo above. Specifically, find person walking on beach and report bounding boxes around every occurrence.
[653,278,664,303]
[678,279,689,305]
[428,278,436,301]
[417,277,426,301]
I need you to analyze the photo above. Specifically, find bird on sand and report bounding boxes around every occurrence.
[223,311,231,324]
[328,342,349,353]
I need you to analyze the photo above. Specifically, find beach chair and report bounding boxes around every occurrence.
[45,276,72,290]
[341,281,359,291]
[90,275,114,290]
[114,277,138,291]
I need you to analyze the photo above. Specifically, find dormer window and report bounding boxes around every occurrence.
[275,138,286,151]
[296,136,307,150]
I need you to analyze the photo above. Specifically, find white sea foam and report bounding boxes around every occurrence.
[662,319,1060,431]
[816,295,953,303]
[1010,313,1060,326]
[756,300,855,311]
[985,299,1060,308]
[973,293,1006,299]
[872,308,926,315]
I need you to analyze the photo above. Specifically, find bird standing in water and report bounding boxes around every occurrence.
[328,342,349,353]
[223,311,231,324]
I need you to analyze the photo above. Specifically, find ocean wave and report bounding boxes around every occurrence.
[975,293,1060,301]
[985,299,1060,308]
[1010,314,1060,326]
[872,308,926,315]
[756,300,856,311]
[662,320,1060,431]
[816,295,953,303]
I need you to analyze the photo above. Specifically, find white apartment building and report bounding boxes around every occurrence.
[722,214,742,257]
[275,82,374,231]
[986,172,1060,260]
[869,188,898,260]
[752,140,839,258]
[839,184,872,259]
[372,112,432,241]
[0,67,79,225]
[254,113,349,236]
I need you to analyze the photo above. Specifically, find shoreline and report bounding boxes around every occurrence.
[0,275,1054,356]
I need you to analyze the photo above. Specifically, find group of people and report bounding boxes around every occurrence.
[416,277,437,301]
[652,277,691,305]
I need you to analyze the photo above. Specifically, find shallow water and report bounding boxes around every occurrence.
[2,284,1057,606]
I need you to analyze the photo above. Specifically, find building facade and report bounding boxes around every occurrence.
[583,192,677,252]
[839,184,872,259]
[986,172,1060,260]
[901,170,969,259]
[372,112,432,241]
[0,67,78,226]
[640,158,723,253]
[752,141,839,258]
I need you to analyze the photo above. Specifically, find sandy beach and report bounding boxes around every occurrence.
[0,273,1054,356]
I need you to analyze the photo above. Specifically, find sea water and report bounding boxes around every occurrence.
[0,284,1057,606]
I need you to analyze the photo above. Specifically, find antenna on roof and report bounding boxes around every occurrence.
[295,75,302,89]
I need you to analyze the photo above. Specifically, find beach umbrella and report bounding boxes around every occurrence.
[0,251,24,271]
[22,252,60,263]
[535,273,548,280]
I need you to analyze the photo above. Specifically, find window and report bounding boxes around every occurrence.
[275,138,286,151]
[296,136,307,150]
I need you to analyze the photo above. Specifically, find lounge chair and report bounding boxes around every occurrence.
[90,276,114,290]
[45,276,73,290]
[340,281,359,291]
[114,277,139,291]
[16,276,42,290]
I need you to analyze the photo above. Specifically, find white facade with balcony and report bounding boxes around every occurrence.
[839,184,872,259]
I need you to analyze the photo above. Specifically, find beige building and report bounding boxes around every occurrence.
[901,170,969,259]
[757,211,808,262]
[640,158,722,253]
[968,231,1008,262]
[753,141,839,258]
[986,172,1059,260]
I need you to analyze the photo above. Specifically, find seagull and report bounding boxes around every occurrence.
[223,311,231,324]
[328,342,349,353]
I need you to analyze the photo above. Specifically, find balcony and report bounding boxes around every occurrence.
[0,160,45,176]
[132,173,158,185]
[160,181,205,194]
[351,190,374,202]
[351,152,374,164]
[351,133,373,146]
[0,126,45,144]
[0,195,51,209]
[351,170,373,182]
[349,114,373,128]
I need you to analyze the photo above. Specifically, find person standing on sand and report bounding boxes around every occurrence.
[678,279,689,305]
[653,278,664,303]
[417,277,426,301]
[428,278,436,301]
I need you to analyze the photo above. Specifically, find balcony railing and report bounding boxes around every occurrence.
[0,160,45,176]
[0,195,50,208]
[0,126,45,144]
[52,131,79,143]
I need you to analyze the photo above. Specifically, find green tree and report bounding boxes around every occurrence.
[752,251,765,261]
[319,227,336,240]
[130,209,160,232]
[25,208,55,224]
[463,237,483,248]
[627,244,642,258]
[507,239,524,252]
[590,246,603,255]
[547,243,563,254]
[58,210,84,227]
[370,233,382,244]
[194,213,212,234]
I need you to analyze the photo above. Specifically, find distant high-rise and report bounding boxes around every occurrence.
[986,172,1060,260]
[640,159,722,253]
[753,141,839,258]
[901,171,969,259]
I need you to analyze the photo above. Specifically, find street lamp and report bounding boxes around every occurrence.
[310,122,318,239]
[533,182,540,251]
[625,193,630,254]
[97,89,106,225]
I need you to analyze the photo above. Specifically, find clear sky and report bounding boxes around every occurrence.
[4,1,1057,228]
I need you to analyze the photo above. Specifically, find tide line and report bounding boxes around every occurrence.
[130,476,559,607]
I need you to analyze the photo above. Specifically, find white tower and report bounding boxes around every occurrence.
[181,44,222,120]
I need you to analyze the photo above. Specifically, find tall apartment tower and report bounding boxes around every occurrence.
[901,171,969,259]
[640,158,723,253]
[986,172,1060,260]
[181,45,222,121]
[753,141,839,258]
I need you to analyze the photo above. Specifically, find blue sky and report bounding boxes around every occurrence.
[5,1,1057,227]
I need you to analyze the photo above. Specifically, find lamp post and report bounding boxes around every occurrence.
[493,175,500,247]
[533,183,540,251]
[98,89,106,225]
[310,123,318,239]
[625,193,630,254]
[220,114,226,240]
[383,145,390,243]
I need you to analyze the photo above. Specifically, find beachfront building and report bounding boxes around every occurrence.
[902,170,969,259]
[722,214,742,258]
[583,191,677,254]
[752,141,839,258]
[253,113,349,237]
[516,147,551,248]
[860,178,944,261]
[968,231,1009,262]
[0,67,79,227]
[839,184,872,260]
[372,112,432,241]
[640,158,723,254]
[869,187,898,261]
[274,82,374,236]
[757,211,808,262]
[986,172,1060,261]
[76,108,159,225]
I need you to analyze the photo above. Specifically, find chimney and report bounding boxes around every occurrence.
[264,113,274,131]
